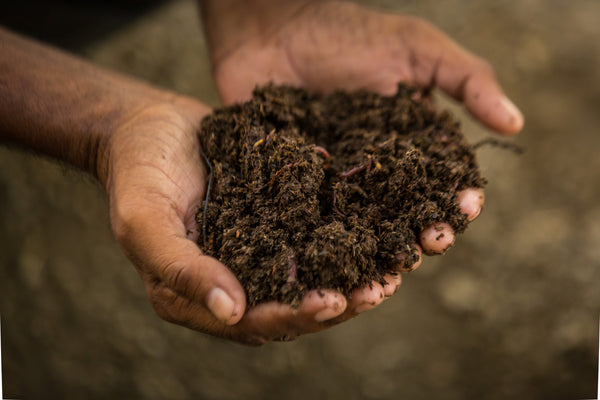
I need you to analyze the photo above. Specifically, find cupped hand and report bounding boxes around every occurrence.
[105,1,516,343]
[211,1,523,135]
[102,94,485,344]
[206,0,513,322]
[101,96,355,344]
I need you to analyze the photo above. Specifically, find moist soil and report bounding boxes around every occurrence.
[197,84,486,307]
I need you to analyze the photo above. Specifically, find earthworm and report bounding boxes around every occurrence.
[313,145,331,170]
[339,155,381,179]
[340,163,368,179]
[268,162,300,186]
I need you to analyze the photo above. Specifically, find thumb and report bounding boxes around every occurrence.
[113,203,247,326]
[155,237,247,326]
[407,19,524,135]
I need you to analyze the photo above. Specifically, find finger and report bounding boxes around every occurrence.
[320,281,389,327]
[407,19,524,134]
[396,243,423,272]
[348,281,386,314]
[411,188,484,256]
[382,273,402,298]
[456,69,524,135]
[309,290,349,322]
[236,289,347,341]
[456,188,485,221]
[419,222,455,255]
[113,202,246,326]
[296,289,348,323]
[153,241,247,326]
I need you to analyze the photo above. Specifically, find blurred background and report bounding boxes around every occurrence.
[1,0,599,398]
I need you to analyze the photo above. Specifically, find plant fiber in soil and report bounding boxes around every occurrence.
[197,84,486,307]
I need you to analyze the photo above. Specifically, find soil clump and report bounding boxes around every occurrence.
[197,84,486,307]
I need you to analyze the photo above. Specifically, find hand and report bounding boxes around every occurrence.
[0,25,361,345]
[208,1,524,135]
[0,17,495,344]
[203,0,508,321]
[105,96,368,344]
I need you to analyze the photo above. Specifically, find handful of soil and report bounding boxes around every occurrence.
[197,84,486,307]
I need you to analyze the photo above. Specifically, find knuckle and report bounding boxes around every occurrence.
[147,280,192,324]
[146,281,178,322]
[165,262,195,297]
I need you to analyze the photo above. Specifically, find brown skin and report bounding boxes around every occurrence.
[202,0,523,134]
[0,0,522,345]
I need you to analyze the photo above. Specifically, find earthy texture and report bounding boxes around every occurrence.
[5,2,600,399]
[197,84,485,306]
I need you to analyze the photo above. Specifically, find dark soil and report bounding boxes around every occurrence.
[197,84,486,307]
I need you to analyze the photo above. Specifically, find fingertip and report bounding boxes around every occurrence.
[206,287,239,325]
[227,291,246,325]
[420,222,455,255]
[307,290,347,322]
[498,95,524,134]
[353,282,385,314]
[383,273,401,297]
[457,188,485,221]
[396,244,423,272]
[194,255,246,325]
[465,81,524,135]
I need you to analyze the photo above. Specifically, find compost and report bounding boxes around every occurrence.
[197,84,486,306]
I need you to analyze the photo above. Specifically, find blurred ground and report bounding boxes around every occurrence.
[1,0,600,399]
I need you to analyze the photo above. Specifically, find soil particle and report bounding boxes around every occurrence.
[197,84,486,307]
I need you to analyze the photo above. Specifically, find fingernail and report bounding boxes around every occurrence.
[457,189,484,221]
[500,96,524,131]
[206,287,235,323]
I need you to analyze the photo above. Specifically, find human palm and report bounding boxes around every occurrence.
[105,98,372,344]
